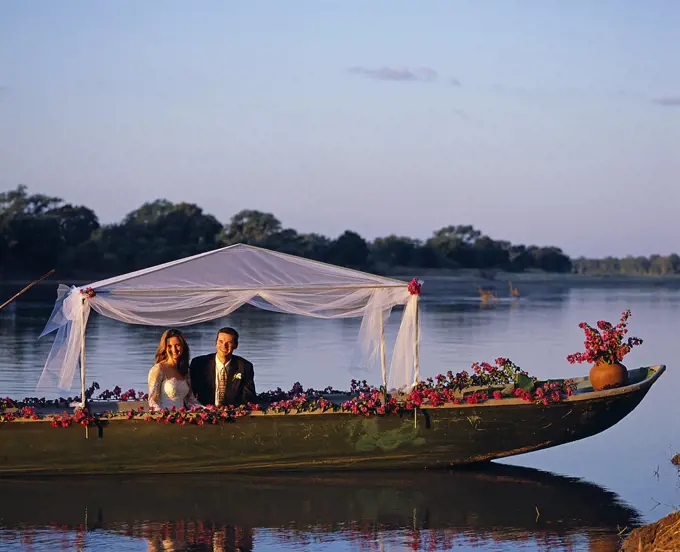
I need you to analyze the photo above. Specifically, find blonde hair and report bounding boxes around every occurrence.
[155,328,190,376]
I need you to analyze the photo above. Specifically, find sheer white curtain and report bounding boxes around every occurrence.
[37,285,417,393]
[388,295,419,391]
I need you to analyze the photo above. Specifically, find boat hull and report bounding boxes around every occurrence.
[0,366,663,475]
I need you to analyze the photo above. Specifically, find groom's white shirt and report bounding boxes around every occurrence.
[214,354,231,405]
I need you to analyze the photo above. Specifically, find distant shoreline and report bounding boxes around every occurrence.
[390,266,680,281]
[2,267,680,289]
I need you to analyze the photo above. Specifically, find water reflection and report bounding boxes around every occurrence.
[0,463,640,551]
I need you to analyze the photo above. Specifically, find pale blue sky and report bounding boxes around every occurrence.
[1,1,678,257]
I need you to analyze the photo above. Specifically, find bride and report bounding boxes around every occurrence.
[148,328,202,411]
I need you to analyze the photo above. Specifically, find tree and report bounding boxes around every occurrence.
[473,236,509,269]
[503,245,524,271]
[426,225,482,267]
[97,201,223,270]
[327,231,370,269]
[153,203,222,247]
[0,186,65,272]
[2,215,62,270]
[221,210,282,245]
[0,185,63,217]
[529,247,572,273]
[123,199,176,226]
[293,233,332,261]
[50,204,100,247]
[372,235,421,267]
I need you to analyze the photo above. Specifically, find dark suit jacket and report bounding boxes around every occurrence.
[189,353,256,407]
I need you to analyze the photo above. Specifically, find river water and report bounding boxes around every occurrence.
[0,276,678,551]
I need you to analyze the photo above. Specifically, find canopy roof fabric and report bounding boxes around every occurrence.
[88,243,407,292]
[37,244,420,395]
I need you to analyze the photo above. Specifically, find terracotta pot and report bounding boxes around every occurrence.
[589,361,628,391]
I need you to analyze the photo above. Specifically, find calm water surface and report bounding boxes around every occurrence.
[0,277,678,551]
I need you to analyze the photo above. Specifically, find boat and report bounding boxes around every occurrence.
[0,244,666,475]
[0,463,641,551]
[0,365,665,475]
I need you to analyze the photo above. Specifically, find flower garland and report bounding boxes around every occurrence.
[0,357,577,427]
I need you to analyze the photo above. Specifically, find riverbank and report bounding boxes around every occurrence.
[386,268,680,296]
[621,510,680,551]
[3,268,680,296]
[621,454,680,550]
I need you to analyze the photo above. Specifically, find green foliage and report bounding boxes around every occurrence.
[221,209,282,245]
[327,230,370,269]
[0,185,100,273]
[371,235,421,266]
[572,254,680,276]
[0,185,611,279]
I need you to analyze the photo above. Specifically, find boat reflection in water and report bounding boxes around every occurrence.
[0,463,640,551]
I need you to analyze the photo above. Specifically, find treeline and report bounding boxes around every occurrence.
[572,255,680,276]
[0,185,578,278]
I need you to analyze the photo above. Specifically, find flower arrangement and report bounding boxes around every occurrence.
[410,358,574,407]
[0,357,578,426]
[49,407,94,428]
[80,287,96,298]
[566,309,643,366]
[96,385,148,402]
[341,380,397,415]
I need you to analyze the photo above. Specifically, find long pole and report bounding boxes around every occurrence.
[104,283,406,295]
[0,269,55,312]
[379,310,387,390]
[413,296,420,386]
[80,298,87,409]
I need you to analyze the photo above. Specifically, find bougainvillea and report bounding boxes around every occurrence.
[408,278,422,295]
[0,356,579,427]
[567,309,643,365]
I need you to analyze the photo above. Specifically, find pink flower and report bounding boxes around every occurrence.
[567,309,642,365]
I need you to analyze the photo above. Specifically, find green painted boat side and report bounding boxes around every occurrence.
[0,365,665,475]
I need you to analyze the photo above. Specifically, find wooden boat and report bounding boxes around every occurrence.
[0,365,664,475]
[0,463,641,551]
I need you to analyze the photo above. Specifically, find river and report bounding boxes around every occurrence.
[0,276,678,551]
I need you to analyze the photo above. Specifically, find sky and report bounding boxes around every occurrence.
[1,0,678,258]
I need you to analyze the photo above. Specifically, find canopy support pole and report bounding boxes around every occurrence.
[380,310,387,390]
[413,296,420,387]
[80,298,87,409]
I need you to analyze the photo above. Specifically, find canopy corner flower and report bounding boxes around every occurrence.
[408,278,423,296]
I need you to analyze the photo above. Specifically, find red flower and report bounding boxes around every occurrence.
[408,278,422,296]
[79,287,96,298]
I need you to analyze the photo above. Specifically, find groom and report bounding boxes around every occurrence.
[189,327,256,407]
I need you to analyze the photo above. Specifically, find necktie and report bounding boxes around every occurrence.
[217,367,227,406]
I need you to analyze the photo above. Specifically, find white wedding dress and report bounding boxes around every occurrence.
[148,364,202,411]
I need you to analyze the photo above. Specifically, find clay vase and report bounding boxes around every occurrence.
[589,360,629,391]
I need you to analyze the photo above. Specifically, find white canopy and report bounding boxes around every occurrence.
[37,244,421,398]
